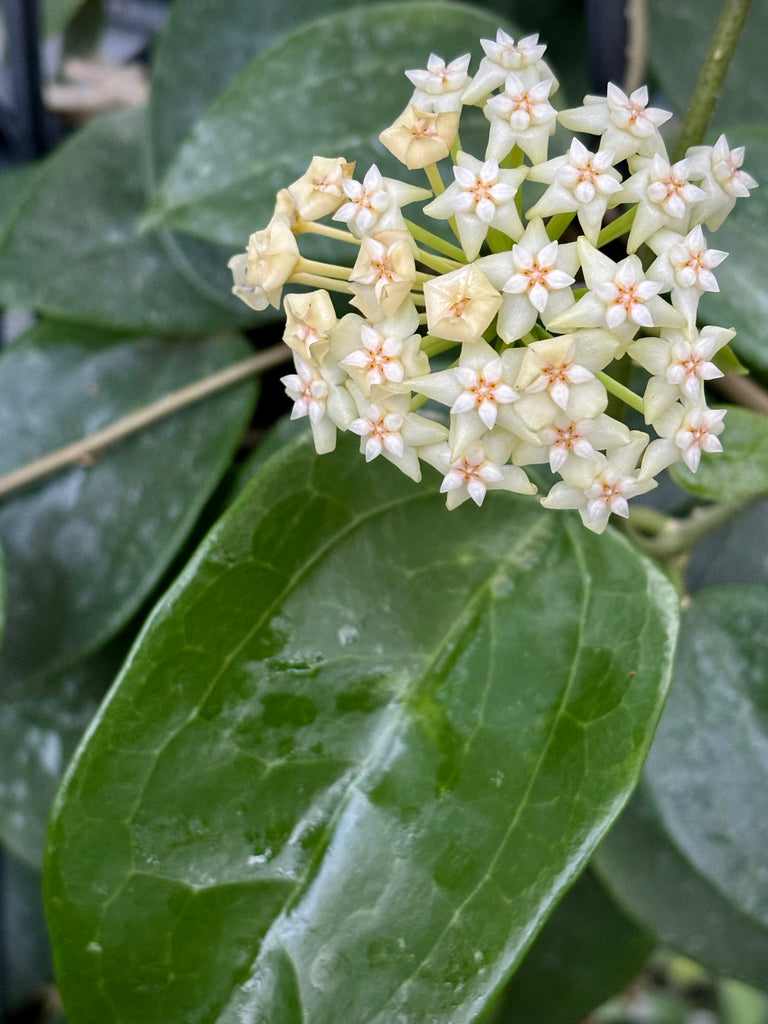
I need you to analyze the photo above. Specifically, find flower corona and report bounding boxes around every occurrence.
[228,29,756,533]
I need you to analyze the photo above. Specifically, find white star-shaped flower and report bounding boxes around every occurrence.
[478,217,578,342]
[686,134,758,230]
[619,154,706,251]
[331,302,428,395]
[462,31,556,106]
[630,325,733,410]
[514,331,618,430]
[542,432,655,533]
[423,153,527,259]
[333,164,430,238]
[347,387,448,481]
[410,341,535,457]
[548,238,683,348]
[484,73,557,164]
[526,138,622,244]
[512,412,631,474]
[404,52,471,112]
[558,84,671,162]
[641,403,727,477]
[646,225,728,327]
[421,433,536,509]
[281,354,356,454]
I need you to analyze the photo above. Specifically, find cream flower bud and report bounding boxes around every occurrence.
[283,290,338,363]
[379,105,460,170]
[348,230,417,320]
[287,156,356,221]
[228,213,300,310]
[424,264,501,343]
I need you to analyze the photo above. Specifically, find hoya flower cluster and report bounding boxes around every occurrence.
[228,29,756,533]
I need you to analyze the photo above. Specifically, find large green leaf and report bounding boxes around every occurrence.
[698,126,768,378]
[0,110,250,333]
[146,0,584,186]
[45,435,677,1024]
[596,586,768,988]
[147,3,518,248]
[492,869,655,1024]
[595,784,768,990]
[646,586,768,934]
[671,406,768,501]
[0,321,256,691]
[648,0,768,130]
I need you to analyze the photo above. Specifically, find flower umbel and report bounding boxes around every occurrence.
[229,30,754,533]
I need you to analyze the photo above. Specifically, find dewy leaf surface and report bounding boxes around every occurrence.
[0,110,250,333]
[148,3,517,247]
[0,321,256,691]
[46,436,677,1024]
[644,586,768,935]
[697,125,768,379]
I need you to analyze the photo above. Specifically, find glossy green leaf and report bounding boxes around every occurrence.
[597,586,768,988]
[146,0,583,186]
[670,406,768,502]
[148,3,518,248]
[492,869,655,1024]
[46,435,678,1024]
[648,0,768,130]
[0,110,250,333]
[595,784,768,990]
[0,639,126,866]
[698,126,768,378]
[646,586,768,934]
[0,321,256,691]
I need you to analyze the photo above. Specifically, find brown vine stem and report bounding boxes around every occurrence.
[673,0,755,159]
[0,343,291,501]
